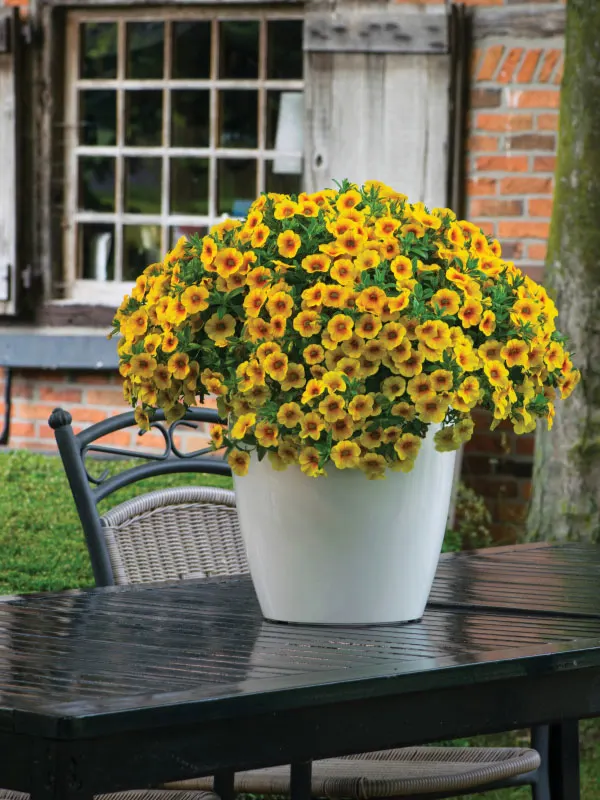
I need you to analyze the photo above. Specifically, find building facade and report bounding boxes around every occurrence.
[0,0,566,541]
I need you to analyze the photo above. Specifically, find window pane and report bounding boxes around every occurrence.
[170,159,209,215]
[124,157,162,213]
[125,90,163,147]
[219,91,258,149]
[171,91,210,148]
[123,225,162,281]
[172,22,211,79]
[79,90,117,146]
[265,159,302,196]
[266,91,303,152]
[126,22,164,79]
[219,21,259,79]
[171,225,208,247]
[78,157,115,212]
[80,22,117,80]
[78,223,115,281]
[267,21,303,79]
[218,159,256,216]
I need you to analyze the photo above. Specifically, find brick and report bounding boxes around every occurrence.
[12,381,34,399]
[533,155,556,172]
[508,89,561,109]
[537,113,559,131]
[470,48,482,79]
[96,431,134,448]
[475,113,533,132]
[467,177,497,196]
[461,0,503,5]
[527,243,548,261]
[475,155,529,172]
[12,403,57,421]
[522,265,544,283]
[472,220,495,236]
[86,388,127,406]
[9,422,36,438]
[469,198,523,217]
[521,479,533,501]
[465,477,519,500]
[18,369,65,383]
[516,436,536,457]
[554,60,564,85]
[516,49,542,83]
[529,198,554,217]
[500,177,553,195]
[501,241,524,260]
[74,372,120,385]
[468,135,499,152]
[470,88,502,109]
[69,407,109,423]
[39,386,83,403]
[174,434,211,453]
[477,45,505,81]
[498,48,524,84]
[498,221,550,239]
[465,432,513,456]
[498,502,529,525]
[508,133,555,150]
[538,50,562,83]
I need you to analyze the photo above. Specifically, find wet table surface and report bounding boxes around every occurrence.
[1,542,599,799]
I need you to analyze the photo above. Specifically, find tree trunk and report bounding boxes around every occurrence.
[528,0,600,542]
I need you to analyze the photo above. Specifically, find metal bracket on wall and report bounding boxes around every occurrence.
[304,9,449,55]
[0,367,13,446]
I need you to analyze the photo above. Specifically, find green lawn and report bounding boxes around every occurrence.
[0,449,598,798]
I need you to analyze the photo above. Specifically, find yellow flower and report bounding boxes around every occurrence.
[263,351,289,381]
[251,224,271,248]
[246,266,271,291]
[299,412,326,440]
[396,349,425,378]
[375,216,400,237]
[455,344,480,372]
[322,370,346,394]
[293,310,322,337]
[266,291,294,318]
[391,401,416,421]
[327,313,355,343]
[336,228,366,257]
[337,357,361,381]
[545,341,565,371]
[359,427,383,450]
[501,339,529,368]
[275,230,301,259]
[303,343,325,365]
[276,402,303,428]
[336,189,362,212]
[143,333,162,355]
[430,369,453,393]
[231,413,256,439]
[181,284,210,314]
[268,451,289,471]
[331,258,357,285]
[301,378,326,405]
[458,298,483,328]
[331,440,361,470]
[205,313,236,346]
[134,406,151,432]
[210,425,225,449]
[341,333,365,359]
[355,313,382,340]
[297,198,320,217]
[330,414,355,441]
[301,253,331,274]
[415,395,450,424]
[228,449,251,477]
[415,320,451,352]
[360,453,387,480]
[379,321,406,350]
[322,284,349,308]
[478,340,503,363]
[363,339,386,363]
[511,297,539,326]
[201,237,217,267]
[246,317,273,342]
[318,393,346,423]
[387,291,411,314]
[214,247,243,278]
[280,363,306,391]
[299,446,325,478]
[255,420,279,448]
[407,374,435,402]
[164,297,188,326]
[270,315,287,338]
[274,198,299,220]
[348,394,375,421]
[455,417,475,443]
[379,236,401,260]
[243,288,268,318]
[434,426,460,453]
[355,249,380,271]
[381,376,406,400]
[165,403,186,424]
[167,351,190,380]
[479,310,496,336]
[394,433,422,461]
[431,289,461,317]
[154,364,172,390]
[559,369,580,400]
[356,287,386,315]
[484,360,509,388]
[130,353,157,380]
[390,256,413,282]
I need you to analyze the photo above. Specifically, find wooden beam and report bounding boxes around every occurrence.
[474,5,565,40]
[304,9,448,55]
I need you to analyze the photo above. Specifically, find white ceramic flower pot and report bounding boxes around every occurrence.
[234,428,457,625]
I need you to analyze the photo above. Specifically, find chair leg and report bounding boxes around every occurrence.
[548,720,580,800]
[290,760,312,800]
[214,769,236,800]
[531,725,550,800]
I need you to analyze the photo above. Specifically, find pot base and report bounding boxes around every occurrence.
[263,615,423,628]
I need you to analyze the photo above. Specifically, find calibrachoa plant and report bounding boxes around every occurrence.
[112,179,580,480]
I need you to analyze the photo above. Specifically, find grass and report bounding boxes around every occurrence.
[0,449,598,798]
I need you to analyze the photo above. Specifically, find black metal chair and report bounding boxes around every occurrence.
[46,407,550,800]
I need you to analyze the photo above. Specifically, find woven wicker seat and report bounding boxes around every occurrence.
[166,748,541,798]
[47,407,549,800]
[0,790,219,800]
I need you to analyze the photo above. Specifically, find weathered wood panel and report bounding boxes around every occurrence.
[304,48,451,207]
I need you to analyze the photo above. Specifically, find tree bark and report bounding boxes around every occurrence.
[528,0,600,542]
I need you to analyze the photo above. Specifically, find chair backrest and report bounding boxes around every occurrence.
[48,406,241,587]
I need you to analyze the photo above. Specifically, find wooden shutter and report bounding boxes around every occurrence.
[304,5,451,208]
[0,8,22,315]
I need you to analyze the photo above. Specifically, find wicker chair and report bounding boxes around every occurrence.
[45,407,549,800]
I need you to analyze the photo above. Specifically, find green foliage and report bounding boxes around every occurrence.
[443,482,492,553]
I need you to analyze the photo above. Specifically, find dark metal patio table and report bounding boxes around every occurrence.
[1,542,600,800]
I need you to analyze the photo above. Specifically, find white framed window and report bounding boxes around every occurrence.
[63,8,304,306]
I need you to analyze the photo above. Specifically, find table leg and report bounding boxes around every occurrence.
[548,720,580,800]
[214,768,236,800]
[290,760,312,800]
